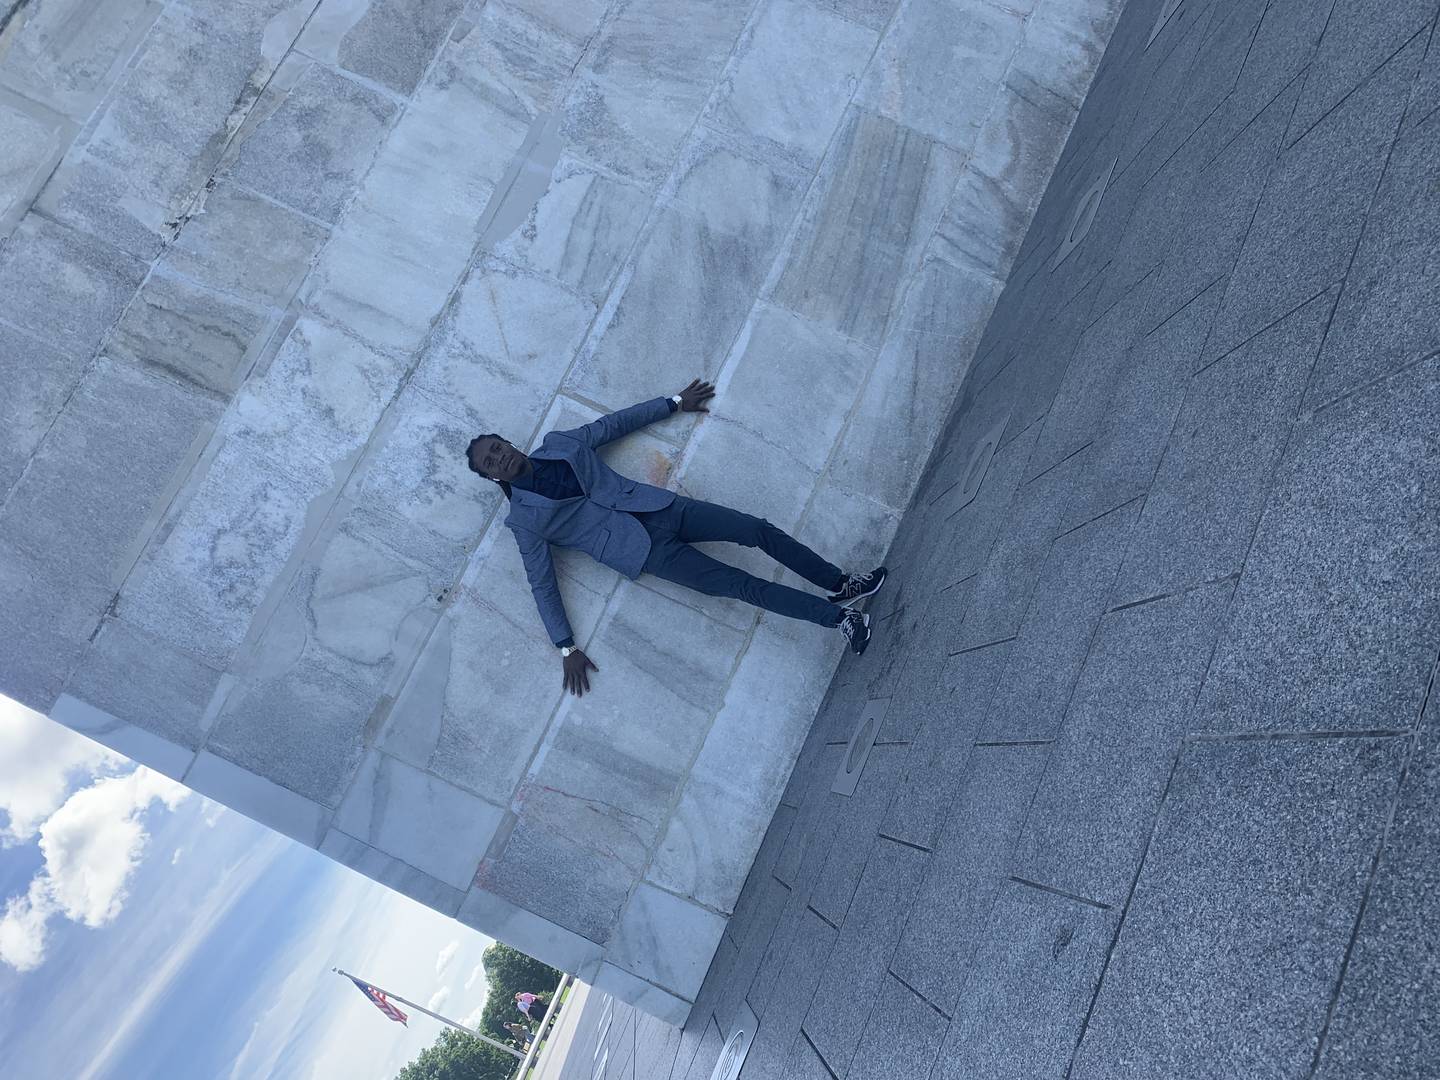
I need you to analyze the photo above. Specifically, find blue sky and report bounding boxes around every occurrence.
[0,694,500,1079]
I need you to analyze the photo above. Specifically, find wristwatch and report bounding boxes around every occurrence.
[671,394,683,408]
[560,645,576,658]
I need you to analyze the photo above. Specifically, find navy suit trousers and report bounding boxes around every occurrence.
[635,495,846,627]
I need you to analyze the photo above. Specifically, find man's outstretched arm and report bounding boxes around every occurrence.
[513,527,600,696]
[559,379,716,448]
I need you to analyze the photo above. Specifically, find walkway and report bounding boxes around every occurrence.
[595,0,1440,1073]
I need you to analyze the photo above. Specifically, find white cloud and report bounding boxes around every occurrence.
[463,964,483,992]
[0,765,190,971]
[435,940,459,975]
[427,987,451,1013]
[460,1006,486,1030]
[201,799,226,828]
[0,696,123,845]
[171,848,184,866]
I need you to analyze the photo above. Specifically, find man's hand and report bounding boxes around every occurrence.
[677,378,716,413]
[562,649,599,696]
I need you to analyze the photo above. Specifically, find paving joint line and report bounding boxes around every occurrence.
[888,969,952,1021]
[1009,876,1112,911]
[876,832,932,854]
[1186,728,1415,743]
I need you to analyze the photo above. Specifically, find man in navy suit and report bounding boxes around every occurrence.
[466,380,886,696]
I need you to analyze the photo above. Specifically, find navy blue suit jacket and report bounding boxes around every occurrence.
[505,397,676,645]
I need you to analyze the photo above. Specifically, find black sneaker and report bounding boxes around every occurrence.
[828,566,887,607]
[839,608,872,655]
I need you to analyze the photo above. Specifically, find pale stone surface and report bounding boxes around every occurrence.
[705,0,878,168]
[5,0,1117,1018]
[608,884,728,1001]
[335,750,506,889]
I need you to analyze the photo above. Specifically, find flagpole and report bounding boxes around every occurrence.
[333,968,525,1060]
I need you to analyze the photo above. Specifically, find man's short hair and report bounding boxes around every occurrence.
[465,434,513,498]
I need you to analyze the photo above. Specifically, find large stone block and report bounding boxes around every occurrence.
[832,260,1000,509]
[1009,0,1124,110]
[184,750,330,848]
[334,750,505,890]
[0,98,68,234]
[934,882,1117,1080]
[0,323,88,500]
[39,2,301,258]
[857,0,1026,152]
[119,435,334,666]
[933,76,1077,280]
[1113,289,1334,607]
[488,154,652,304]
[609,883,727,1002]
[807,745,906,928]
[847,973,948,1079]
[322,829,465,916]
[739,908,837,1080]
[0,356,220,589]
[49,692,195,780]
[162,181,329,309]
[0,0,160,119]
[703,0,877,168]
[457,885,605,979]
[63,616,224,755]
[559,0,752,186]
[1071,737,1406,1080]
[566,143,802,410]
[225,61,398,224]
[1195,354,1440,734]
[773,108,964,348]
[347,387,504,548]
[223,316,409,473]
[1014,580,1233,906]
[0,540,112,712]
[410,258,596,436]
[392,531,610,804]
[0,214,146,357]
[297,0,467,95]
[107,269,275,395]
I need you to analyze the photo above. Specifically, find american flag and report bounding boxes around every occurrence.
[349,976,409,1026]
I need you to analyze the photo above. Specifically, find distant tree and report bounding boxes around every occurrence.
[394,1028,512,1080]
[477,943,562,1042]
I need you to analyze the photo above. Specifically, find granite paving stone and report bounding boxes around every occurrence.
[1306,113,1440,408]
[933,883,1117,1080]
[1290,0,1437,139]
[847,973,948,1079]
[925,426,1039,593]
[1224,0,1333,132]
[956,448,1087,651]
[802,836,928,1076]
[1195,354,1440,735]
[1312,693,1440,1079]
[1113,288,1335,606]
[1058,281,1223,533]
[1206,34,1423,362]
[1071,737,1407,1080]
[807,745,905,928]
[889,742,1050,1017]
[1014,579,1233,906]
[738,908,837,1080]
[980,499,1140,743]
[882,639,1011,851]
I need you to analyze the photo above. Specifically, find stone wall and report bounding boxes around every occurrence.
[0,0,1119,1020]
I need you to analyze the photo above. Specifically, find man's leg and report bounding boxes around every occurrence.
[645,534,845,628]
[668,495,845,593]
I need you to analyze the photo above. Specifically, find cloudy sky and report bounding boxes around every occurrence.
[0,693,498,1079]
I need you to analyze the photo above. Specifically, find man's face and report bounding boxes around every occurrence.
[471,436,527,482]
